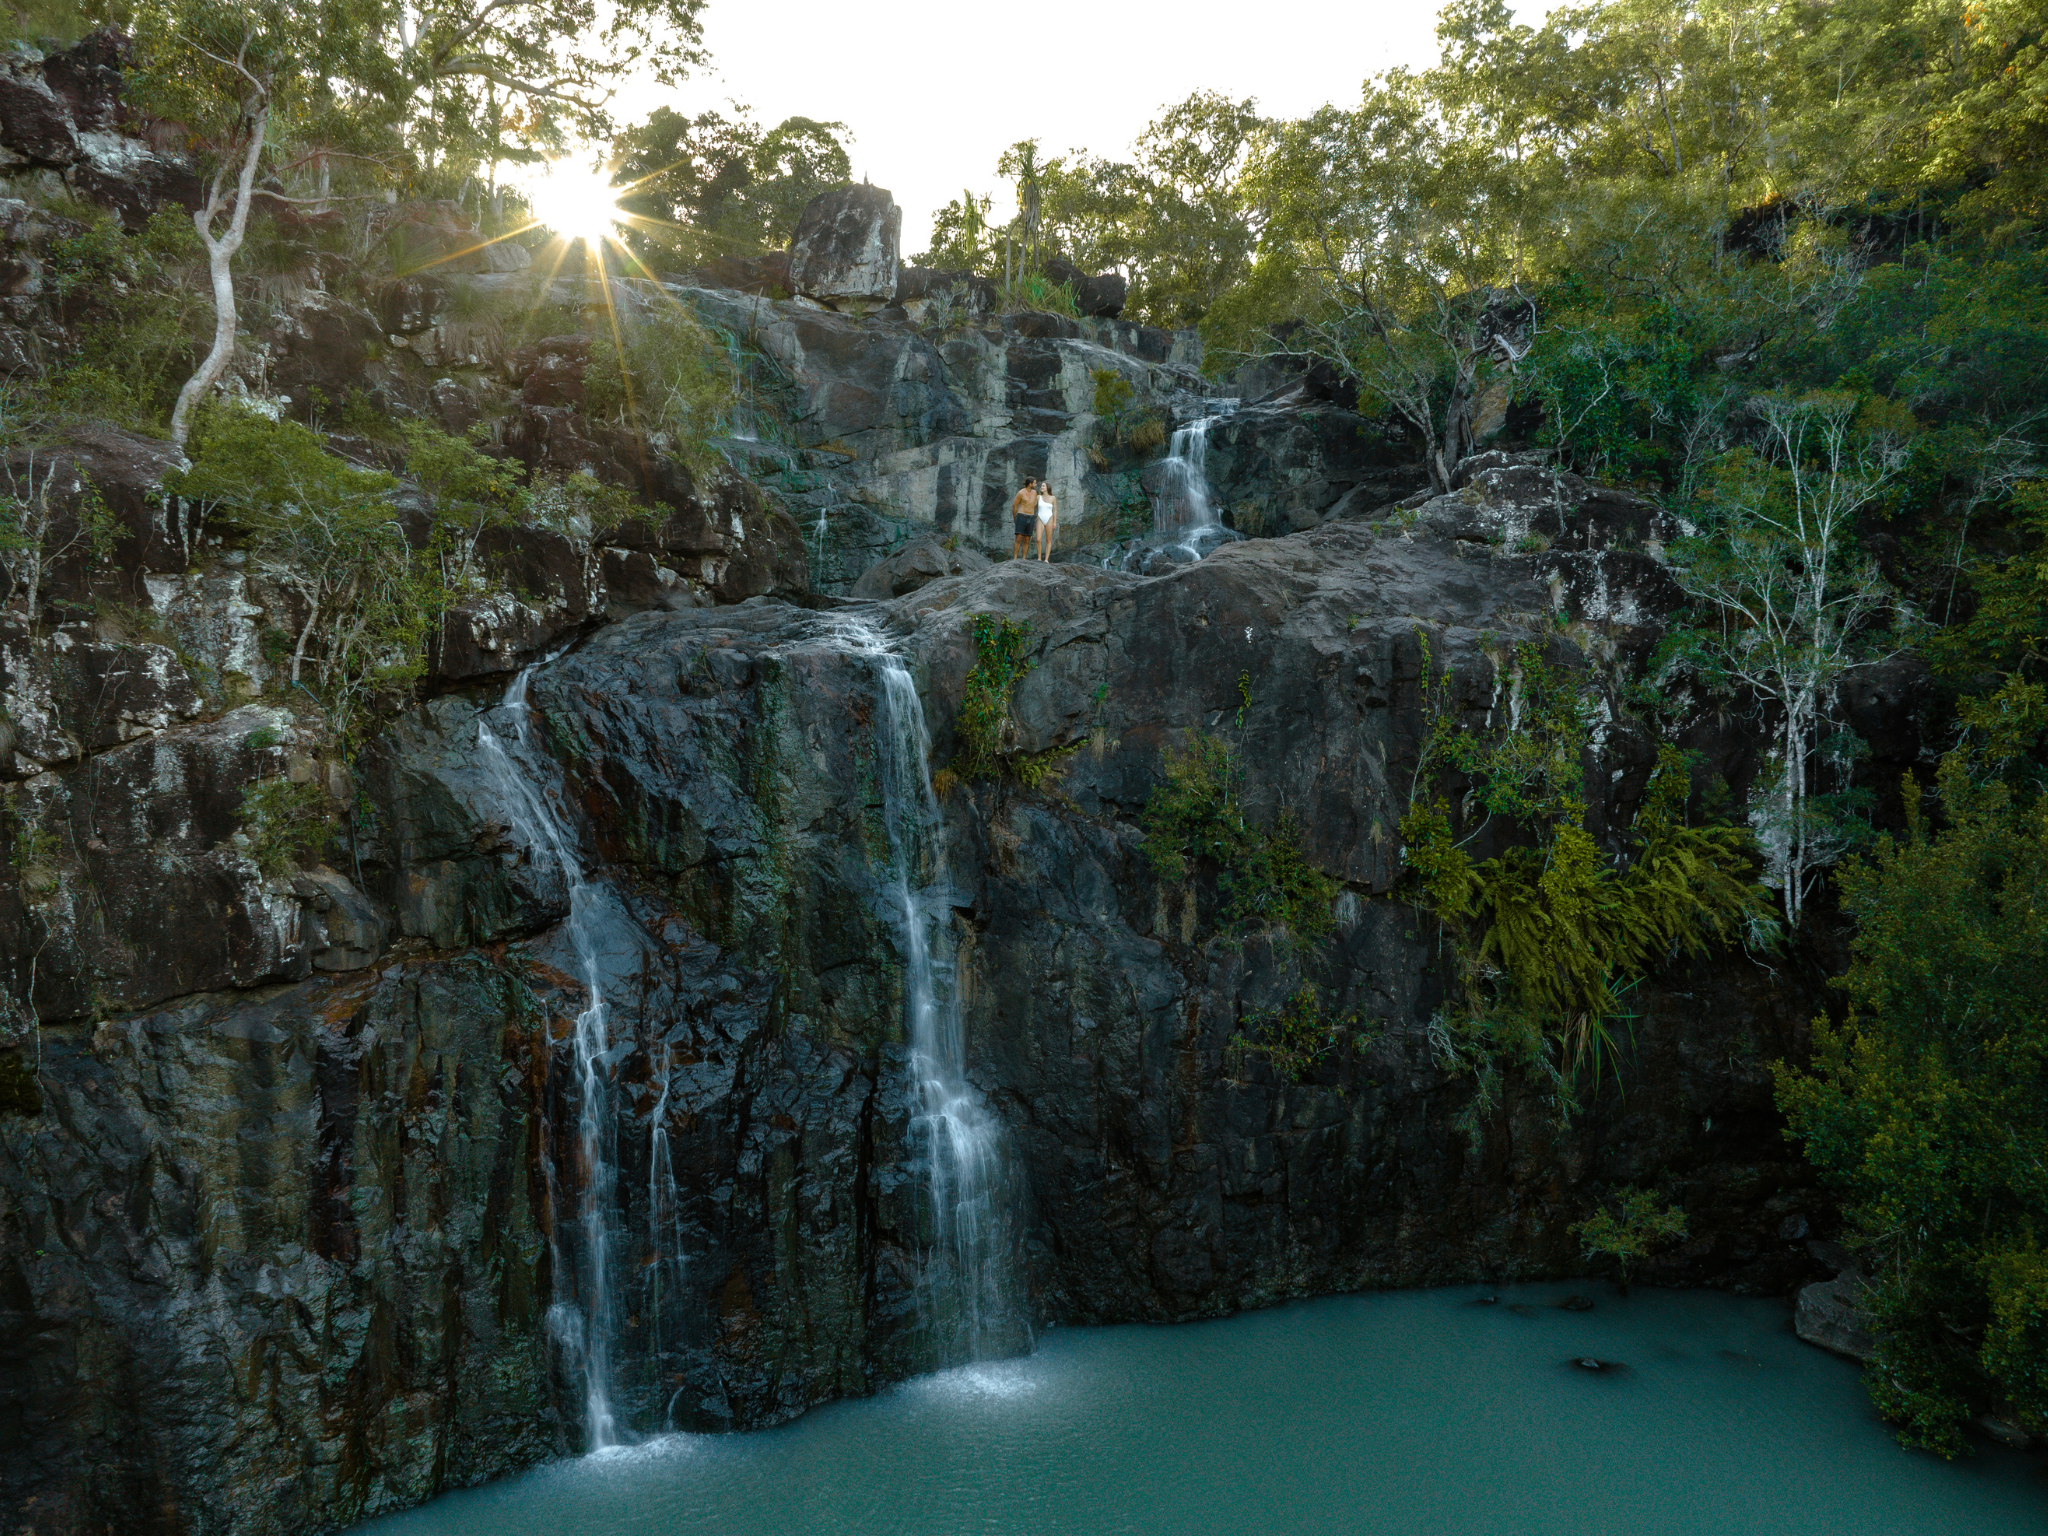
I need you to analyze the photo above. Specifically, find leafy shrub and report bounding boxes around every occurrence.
[584,303,738,471]
[953,613,1037,780]
[1572,1187,1688,1282]
[38,207,205,432]
[169,407,428,741]
[237,776,333,878]
[1776,754,2048,1455]
[1142,731,1337,937]
[401,421,526,590]
[1229,980,1367,1083]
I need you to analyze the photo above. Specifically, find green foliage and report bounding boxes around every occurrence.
[0,1051,39,1117]
[237,776,333,878]
[1572,1187,1688,1282]
[1142,731,1338,938]
[401,419,526,590]
[1405,628,1772,1125]
[168,406,430,741]
[615,108,853,261]
[1775,754,2048,1454]
[584,303,737,471]
[1229,981,1368,1084]
[953,614,1036,781]
[1090,368,1139,444]
[25,206,204,432]
[1002,272,1079,318]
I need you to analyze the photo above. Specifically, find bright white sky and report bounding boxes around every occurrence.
[633,0,1503,256]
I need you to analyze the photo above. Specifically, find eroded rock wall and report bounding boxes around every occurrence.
[1,505,1876,1533]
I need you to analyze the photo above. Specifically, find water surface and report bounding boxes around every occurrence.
[357,1284,2047,1535]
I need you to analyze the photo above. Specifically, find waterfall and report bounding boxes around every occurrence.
[831,615,1016,1358]
[474,662,625,1450]
[1153,399,1240,556]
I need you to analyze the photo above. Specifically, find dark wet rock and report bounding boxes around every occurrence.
[897,264,997,316]
[0,962,561,1532]
[1795,1275,1876,1361]
[1558,1295,1596,1312]
[428,375,480,433]
[788,183,900,311]
[2,425,194,615]
[1573,1357,1624,1373]
[507,333,589,405]
[0,34,201,226]
[1043,256,1127,318]
[685,249,791,296]
[849,533,991,598]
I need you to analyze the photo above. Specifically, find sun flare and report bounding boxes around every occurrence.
[525,163,624,244]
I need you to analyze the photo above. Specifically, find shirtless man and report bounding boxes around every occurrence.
[1010,477,1039,559]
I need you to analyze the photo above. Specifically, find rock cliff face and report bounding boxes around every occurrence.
[0,482,1877,1532]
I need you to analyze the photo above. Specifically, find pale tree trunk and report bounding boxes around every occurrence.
[169,98,270,450]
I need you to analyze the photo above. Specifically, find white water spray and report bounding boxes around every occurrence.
[831,615,1014,1355]
[1153,399,1240,557]
[474,662,625,1450]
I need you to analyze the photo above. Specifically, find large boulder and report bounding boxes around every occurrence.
[849,533,992,598]
[1795,1274,1876,1360]
[787,184,901,312]
[1044,256,1126,318]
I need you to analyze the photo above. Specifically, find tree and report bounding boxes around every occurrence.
[124,0,389,446]
[1248,83,1532,493]
[1777,754,2048,1454]
[1668,390,1910,923]
[613,107,851,262]
[125,0,712,446]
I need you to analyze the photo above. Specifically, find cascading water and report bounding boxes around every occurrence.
[1154,399,1240,554]
[1112,399,1244,571]
[474,663,626,1450]
[832,615,1016,1358]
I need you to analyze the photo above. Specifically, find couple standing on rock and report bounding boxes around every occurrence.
[1010,477,1059,562]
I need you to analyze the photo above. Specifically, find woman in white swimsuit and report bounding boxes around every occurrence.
[1036,482,1058,561]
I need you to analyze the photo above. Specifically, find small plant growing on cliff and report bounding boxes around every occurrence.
[1142,731,1337,938]
[170,405,436,742]
[1229,980,1371,1084]
[402,421,527,592]
[585,304,737,472]
[237,776,333,879]
[1572,1187,1688,1284]
[1402,628,1771,1126]
[954,613,1037,780]
[0,458,119,632]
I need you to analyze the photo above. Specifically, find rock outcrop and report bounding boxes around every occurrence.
[787,183,901,312]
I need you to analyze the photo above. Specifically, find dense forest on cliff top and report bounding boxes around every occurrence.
[2,0,2046,1463]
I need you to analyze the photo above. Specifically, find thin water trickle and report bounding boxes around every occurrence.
[830,614,1015,1358]
[474,662,625,1450]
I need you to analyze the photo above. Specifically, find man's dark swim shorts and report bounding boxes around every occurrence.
[1015,512,1035,537]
